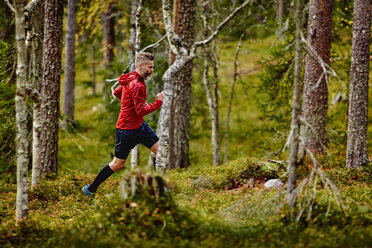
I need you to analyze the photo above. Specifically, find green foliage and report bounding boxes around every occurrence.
[0,40,16,182]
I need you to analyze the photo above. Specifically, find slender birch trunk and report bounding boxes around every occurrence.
[62,0,77,123]
[14,0,29,222]
[40,0,63,175]
[287,0,304,209]
[346,0,371,169]
[130,0,143,168]
[224,34,243,163]
[31,2,44,188]
[202,3,220,166]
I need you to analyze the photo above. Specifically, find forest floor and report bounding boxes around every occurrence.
[1,36,372,247]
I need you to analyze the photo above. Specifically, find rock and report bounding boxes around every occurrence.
[264,179,283,189]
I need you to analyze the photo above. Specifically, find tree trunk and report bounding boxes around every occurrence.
[40,0,63,175]
[14,0,29,222]
[224,34,243,163]
[102,2,115,99]
[301,0,333,154]
[130,0,143,168]
[156,0,251,171]
[211,39,220,166]
[287,0,304,209]
[62,0,77,123]
[103,2,115,69]
[346,0,371,169]
[168,0,196,169]
[31,2,44,188]
[92,45,96,96]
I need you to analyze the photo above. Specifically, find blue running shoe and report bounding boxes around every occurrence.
[82,184,95,197]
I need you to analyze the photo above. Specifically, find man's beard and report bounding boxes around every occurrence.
[143,72,152,81]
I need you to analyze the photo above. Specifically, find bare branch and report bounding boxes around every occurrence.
[24,0,44,16]
[194,0,252,48]
[5,0,15,13]
[301,32,337,91]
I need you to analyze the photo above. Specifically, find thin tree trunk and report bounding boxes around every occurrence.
[167,0,180,168]
[40,0,63,175]
[224,34,243,163]
[31,2,44,188]
[300,0,333,154]
[202,2,220,166]
[102,2,115,99]
[287,0,304,209]
[346,0,371,169]
[211,38,220,166]
[103,2,115,69]
[14,0,29,222]
[130,0,143,168]
[168,0,196,169]
[92,45,96,97]
[62,0,77,123]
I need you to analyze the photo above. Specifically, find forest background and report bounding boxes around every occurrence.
[0,0,371,247]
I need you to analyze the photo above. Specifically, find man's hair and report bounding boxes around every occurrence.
[135,52,154,67]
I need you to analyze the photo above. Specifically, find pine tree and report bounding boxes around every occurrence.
[346,0,371,169]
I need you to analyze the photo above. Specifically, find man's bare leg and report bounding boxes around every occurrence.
[109,157,126,172]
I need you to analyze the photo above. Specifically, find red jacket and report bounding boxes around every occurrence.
[113,71,162,130]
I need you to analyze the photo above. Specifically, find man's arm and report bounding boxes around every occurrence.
[113,85,123,99]
[132,83,162,117]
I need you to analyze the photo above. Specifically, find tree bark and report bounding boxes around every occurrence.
[31,1,44,188]
[346,0,371,169]
[14,0,29,222]
[40,0,63,175]
[103,2,115,69]
[62,0,77,123]
[156,0,252,171]
[224,34,243,164]
[287,0,304,209]
[168,0,196,169]
[301,0,333,154]
[130,0,143,168]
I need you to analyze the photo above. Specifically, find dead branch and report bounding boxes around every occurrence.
[5,0,15,13]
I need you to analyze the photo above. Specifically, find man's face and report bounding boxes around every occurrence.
[139,61,154,80]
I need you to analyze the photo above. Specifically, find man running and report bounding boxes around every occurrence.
[82,52,164,197]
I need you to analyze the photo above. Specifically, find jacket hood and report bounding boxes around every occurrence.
[118,70,143,86]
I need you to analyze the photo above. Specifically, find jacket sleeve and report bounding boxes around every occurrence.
[132,82,163,117]
[113,85,123,99]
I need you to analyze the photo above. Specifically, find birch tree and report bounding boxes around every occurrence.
[39,0,63,174]
[8,0,44,222]
[287,0,304,208]
[155,0,252,172]
[13,0,30,222]
[30,2,44,188]
[130,0,143,169]
[62,0,77,124]
[202,2,221,166]
[300,0,333,154]
[346,0,371,169]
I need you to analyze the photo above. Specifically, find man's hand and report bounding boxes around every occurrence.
[156,91,164,101]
